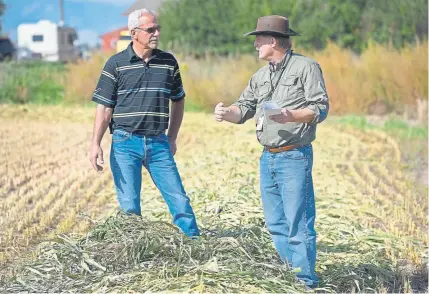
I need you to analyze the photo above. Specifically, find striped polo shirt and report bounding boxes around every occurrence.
[92,42,185,136]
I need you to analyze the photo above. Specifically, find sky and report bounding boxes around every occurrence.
[2,0,136,47]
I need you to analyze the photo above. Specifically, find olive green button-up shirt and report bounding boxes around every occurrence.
[233,50,329,148]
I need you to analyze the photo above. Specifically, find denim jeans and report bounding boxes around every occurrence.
[260,144,318,287]
[109,129,200,237]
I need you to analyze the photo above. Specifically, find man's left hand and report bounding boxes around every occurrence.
[168,136,177,156]
[269,108,294,124]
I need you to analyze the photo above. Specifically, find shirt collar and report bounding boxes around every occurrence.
[269,49,292,72]
[127,42,158,62]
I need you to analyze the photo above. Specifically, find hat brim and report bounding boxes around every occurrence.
[243,28,301,37]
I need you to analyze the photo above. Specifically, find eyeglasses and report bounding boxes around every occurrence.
[134,25,162,34]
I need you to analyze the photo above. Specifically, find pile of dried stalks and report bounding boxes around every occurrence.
[4,212,305,293]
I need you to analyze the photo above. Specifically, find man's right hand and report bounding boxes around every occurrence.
[90,144,104,172]
[214,102,230,122]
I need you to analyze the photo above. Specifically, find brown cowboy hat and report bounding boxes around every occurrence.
[244,15,300,37]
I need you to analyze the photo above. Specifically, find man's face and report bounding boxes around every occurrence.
[132,13,161,49]
[254,35,274,61]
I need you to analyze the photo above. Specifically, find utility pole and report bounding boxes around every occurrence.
[59,0,64,26]
[0,1,5,33]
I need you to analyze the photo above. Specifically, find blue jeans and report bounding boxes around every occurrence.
[109,129,200,237]
[260,144,318,287]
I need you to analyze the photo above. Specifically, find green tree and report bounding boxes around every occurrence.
[290,0,366,50]
[158,0,428,55]
[360,0,428,49]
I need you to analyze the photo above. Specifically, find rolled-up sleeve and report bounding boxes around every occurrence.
[91,57,118,108]
[232,76,257,124]
[303,63,329,124]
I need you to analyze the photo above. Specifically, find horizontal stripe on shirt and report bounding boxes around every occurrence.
[117,87,171,95]
[112,111,169,118]
[92,43,186,135]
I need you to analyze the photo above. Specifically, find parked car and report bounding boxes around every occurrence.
[0,37,16,61]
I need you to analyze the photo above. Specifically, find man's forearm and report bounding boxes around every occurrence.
[223,105,242,123]
[168,99,185,139]
[288,108,315,123]
[92,105,113,145]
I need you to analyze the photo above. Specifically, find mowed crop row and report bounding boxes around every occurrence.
[0,119,115,255]
[0,105,426,291]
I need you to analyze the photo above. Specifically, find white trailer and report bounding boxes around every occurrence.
[17,20,79,62]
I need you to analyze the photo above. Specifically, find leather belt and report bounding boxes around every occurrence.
[264,145,300,153]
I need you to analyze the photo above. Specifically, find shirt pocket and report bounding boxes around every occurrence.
[279,75,303,101]
[255,82,271,101]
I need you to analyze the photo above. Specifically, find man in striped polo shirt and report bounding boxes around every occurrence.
[89,8,200,237]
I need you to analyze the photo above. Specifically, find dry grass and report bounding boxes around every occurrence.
[177,54,264,110]
[0,105,427,293]
[63,53,107,105]
[61,41,428,122]
[312,41,428,119]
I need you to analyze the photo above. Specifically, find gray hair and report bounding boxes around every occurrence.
[128,9,157,31]
[274,36,291,49]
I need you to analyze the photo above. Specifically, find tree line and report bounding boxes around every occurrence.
[158,0,428,55]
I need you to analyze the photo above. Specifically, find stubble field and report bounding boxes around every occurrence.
[0,105,427,293]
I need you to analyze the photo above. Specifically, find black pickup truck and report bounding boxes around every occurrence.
[0,37,16,61]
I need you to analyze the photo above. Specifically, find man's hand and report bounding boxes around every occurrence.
[214,102,230,122]
[89,144,104,171]
[270,108,316,124]
[168,136,177,156]
[90,104,112,172]
[269,108,294,124]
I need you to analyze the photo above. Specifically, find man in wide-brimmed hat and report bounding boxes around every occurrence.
[214,15,329,288]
